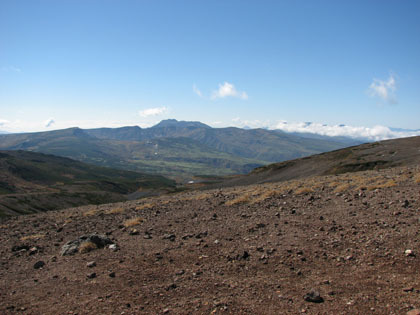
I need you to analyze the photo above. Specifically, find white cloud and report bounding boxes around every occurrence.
[0,119,9,127]
[368,74,397,104]
[139,107,168,118]
[274,121,420,141]
[227,117,420,141]
[193,84,202,97]
[211,82,248,100]
[44,118,55,128]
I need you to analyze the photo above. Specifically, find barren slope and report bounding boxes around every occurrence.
[1,165,420,314]
[216,135,420,187]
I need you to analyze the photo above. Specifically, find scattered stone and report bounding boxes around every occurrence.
[238,251,250,260]
[403,287,414,292]
[87,272,96,279]
[29,247,38,255]
[33,261,45,269]
[11,245,30,252]
[61,234,114,256]
[304,289,324,303]
[109,244,118,251]
[129,229,139,235]
[109,272,116,278]
[195,231,208,239]
[86,261,96,268]
[166,283,177,290]
[405,249,415,257]
[163,234,176,241]
[175,270,185,276]
[407,309,420,315]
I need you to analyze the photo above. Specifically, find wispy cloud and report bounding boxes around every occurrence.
[139,106,168,118]
[1,66,22,73]
[211,82,248,100]
[193,84,202,97]
[368,74,397,104]
[44,118,55,128]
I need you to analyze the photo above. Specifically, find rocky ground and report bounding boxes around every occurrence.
[1,165,420,314]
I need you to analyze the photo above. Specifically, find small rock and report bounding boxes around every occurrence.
[407,309,420,315]
[163,234,176,242]
[175,270,185,276]
[109,272,115,278]
[109,244,118,251]
[403,287,414,292]
[166,283,177,290]
[86,261,96,268]
[239,251,250,260]
[87,272,96,279]
[29,247,38,255]
[11,245,30,252]
[33,261,45,269]
[405,249,415,257]
[129,229,139,235]
[304,289,324,303]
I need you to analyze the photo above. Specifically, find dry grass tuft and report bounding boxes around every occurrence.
[251,189,281,204]
[192,192,212,200]
[20,234,45,241]
[367,179,397,190]
[225,193,252,206]
[334,183,352,193]
[105,207,125,215]
[83,208,100,217]
[124,217,144,227]
[295,186,314,195]
[78,241,97,254]
[135,203,155,211]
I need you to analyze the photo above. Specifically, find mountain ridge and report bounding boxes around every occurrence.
[0,119,361,179]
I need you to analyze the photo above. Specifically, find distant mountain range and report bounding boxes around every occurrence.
[0,150,175,216]
[0,119,361,179]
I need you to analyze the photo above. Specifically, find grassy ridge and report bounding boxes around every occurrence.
[0,150,175,216]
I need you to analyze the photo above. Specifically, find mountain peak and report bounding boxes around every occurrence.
[152,119,210,129]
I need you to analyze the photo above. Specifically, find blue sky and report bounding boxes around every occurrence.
[1,0,420,139]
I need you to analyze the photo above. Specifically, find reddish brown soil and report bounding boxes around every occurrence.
[1,166,420,314]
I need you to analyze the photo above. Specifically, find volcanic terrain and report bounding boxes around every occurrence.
[1,163,420,314]
[1,136,420,314]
